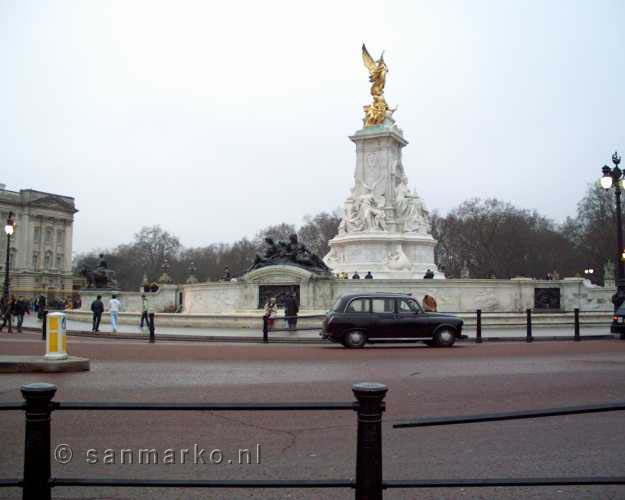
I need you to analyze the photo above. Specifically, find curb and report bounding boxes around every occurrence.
[0,355,90,373]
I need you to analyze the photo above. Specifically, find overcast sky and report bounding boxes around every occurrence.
[1,0,624,254]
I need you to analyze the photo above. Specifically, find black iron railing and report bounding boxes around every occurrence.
[391,400,625,491]
[1,383,625,498]
[31,307,610,344]
[0,382,386,500]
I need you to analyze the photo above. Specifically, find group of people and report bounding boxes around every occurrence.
[336,271,374,279]
[263,293,299,330]
[89,294,121,333]
[90,294,153,333]
[0,296,31,333]
[545,270,561,280]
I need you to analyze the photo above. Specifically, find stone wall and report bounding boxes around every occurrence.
[79,284,179,313]
[182,275,615,313]
[78,272,615,315]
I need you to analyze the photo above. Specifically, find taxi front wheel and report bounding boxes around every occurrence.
[344,330,367,348]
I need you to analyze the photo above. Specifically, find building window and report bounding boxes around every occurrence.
[34,227,41,243]
[45,227,53,245]
[55,254,64,271]
[57,229,65,248]
[44,251,52,269]
[32,253,39,269]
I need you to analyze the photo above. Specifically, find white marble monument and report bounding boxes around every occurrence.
[324,46,443,279]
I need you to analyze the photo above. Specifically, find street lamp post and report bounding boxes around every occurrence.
[3,212,16,301]
[601,152,625,319]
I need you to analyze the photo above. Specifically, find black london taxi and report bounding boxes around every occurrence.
[320,293,464,348]
[611,304,625,336]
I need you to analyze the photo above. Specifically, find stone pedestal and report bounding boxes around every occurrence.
[324,118,443,278]
[324,232,441,279]
[244,265,333,309]
[79,289,121,311]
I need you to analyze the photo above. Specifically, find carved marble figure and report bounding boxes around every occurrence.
[395,178,430,234]
[358,188,387,231]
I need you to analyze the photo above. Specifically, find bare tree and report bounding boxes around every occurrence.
[297,211,341,256]
[433,199,577,279]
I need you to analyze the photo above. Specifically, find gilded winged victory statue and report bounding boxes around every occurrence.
[362,44,392,127]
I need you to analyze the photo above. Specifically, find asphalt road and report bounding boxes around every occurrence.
[1,333,625,499]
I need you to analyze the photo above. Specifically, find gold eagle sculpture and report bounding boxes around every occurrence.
[361,44,392,127]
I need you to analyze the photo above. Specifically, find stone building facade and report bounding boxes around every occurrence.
[0,184,77,301]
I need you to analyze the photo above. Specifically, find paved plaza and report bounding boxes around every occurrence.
[1,332,625,499]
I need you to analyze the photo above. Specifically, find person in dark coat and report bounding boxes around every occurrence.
[423,269,434,279]
[91,295,104,333]
[222,266,232,282]
[14,297,28,333]
[284,293,299,330]
[36,296,46,320]
[352,271,361,279]
[140,294,149,329]
[0,296,16,332]
[364,271,373,279]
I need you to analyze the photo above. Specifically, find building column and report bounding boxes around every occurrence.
[64,220,73,272]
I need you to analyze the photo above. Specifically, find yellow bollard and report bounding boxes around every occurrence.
[45,312,68,360]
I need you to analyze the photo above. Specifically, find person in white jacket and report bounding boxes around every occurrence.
[108,295,121,333]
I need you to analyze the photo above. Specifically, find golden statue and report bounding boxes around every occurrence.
[362,44,391,127]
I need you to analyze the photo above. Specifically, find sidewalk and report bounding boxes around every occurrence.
[20,316,320,339]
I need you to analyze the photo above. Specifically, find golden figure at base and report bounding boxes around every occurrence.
[362,44,391,127]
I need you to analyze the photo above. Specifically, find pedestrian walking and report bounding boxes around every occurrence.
[15,297,28,333]
[263,296,277,329]
[109,294,121,333]
[91,295,104,332]
[36,295,46,320]
[277,294,288,329]
[0,296,16,333]
[422,294,437,312]
[140,294,149,329]
[285,293,299,330]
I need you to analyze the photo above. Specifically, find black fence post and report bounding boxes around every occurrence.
[262,316,268,344]
[476,309,482,344]
[21,382,56,500]
[41,310,48,341]
[353,382,387,500]
[574,308,580,341]
[148,313,155,343]
[526,308,533,343]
